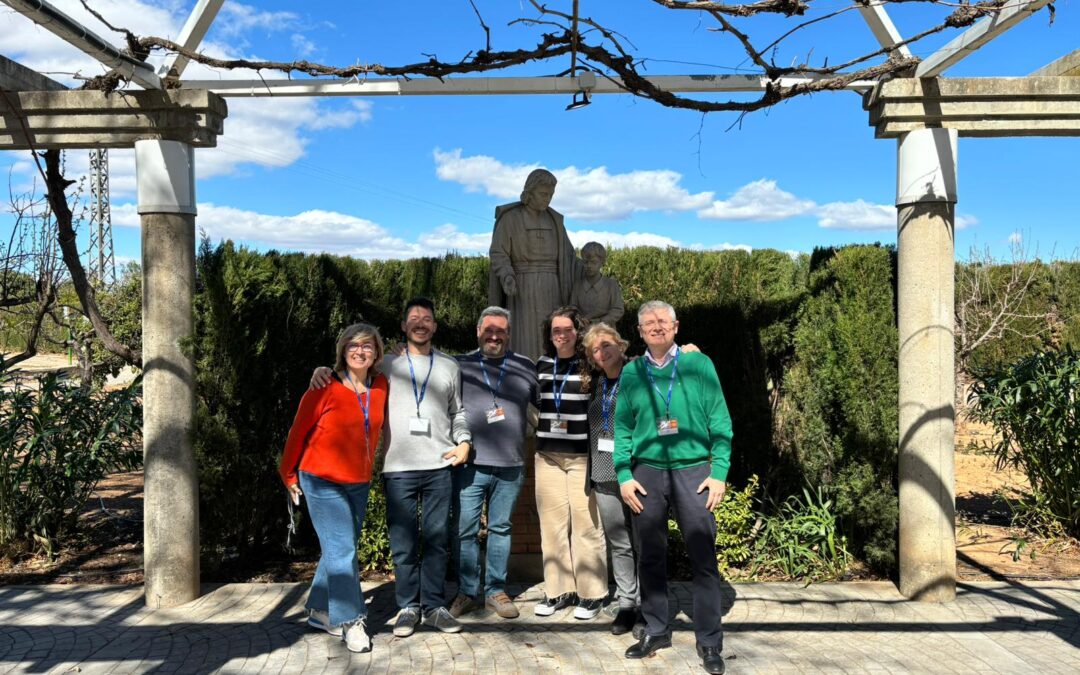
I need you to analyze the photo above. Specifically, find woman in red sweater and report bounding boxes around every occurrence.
[279,323,388,654]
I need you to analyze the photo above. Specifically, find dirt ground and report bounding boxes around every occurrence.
[954,416,1080,580]
[3,353,1078,585]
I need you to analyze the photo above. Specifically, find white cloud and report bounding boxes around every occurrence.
[956,214,978,230]
[817,198,977,231]
[418,224,491,253]
[0,0,371,188]
[698,180,815,221]
[711,242,753,253]
[433,149,714,221]
[114,202,422,258]
[291,33,318,58]
[111,203,754,259]
[816,199,894,230]
[1008,231,1023,245]
[567,229,683,249]
[217,3,300,36]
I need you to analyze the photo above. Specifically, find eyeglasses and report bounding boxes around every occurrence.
[590,342,619,355]
[639,320,674,330]
[347,343,376,353]
[551,328,577,338]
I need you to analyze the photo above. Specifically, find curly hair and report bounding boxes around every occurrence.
[542,305,591,393]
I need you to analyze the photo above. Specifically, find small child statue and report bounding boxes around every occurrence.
[570,242,624,326]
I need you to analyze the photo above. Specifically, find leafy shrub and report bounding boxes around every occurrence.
[358,464,392,573]
[969,347,1080,537]
[747,484,851,581]
[777,245,899,572]
[666,475,758,579]
[0,372,141,558]
[714,474,759,574]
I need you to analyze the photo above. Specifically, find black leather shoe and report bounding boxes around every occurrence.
[699,645,725,674]
[625,632,672,659]
[610,607,638,636]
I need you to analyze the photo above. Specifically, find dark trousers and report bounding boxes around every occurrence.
[632,462,723,648]
[384,467,452,610]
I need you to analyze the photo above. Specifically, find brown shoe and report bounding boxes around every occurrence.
[485,592,520,619]
[449,593,480,618]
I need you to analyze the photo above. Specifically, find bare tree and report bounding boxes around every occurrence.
[1,171,65,371]
[74,0,1049,116]
[955,240,1056,402]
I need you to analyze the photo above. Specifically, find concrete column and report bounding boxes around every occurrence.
[136,139,199,608]
[896,128,957,602]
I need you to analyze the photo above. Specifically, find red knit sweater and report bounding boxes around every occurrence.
[278,373,388,486]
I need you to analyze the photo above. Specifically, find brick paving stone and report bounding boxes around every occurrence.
[2,581,1079,673]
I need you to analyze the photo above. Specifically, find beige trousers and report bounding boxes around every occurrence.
[534,451,609,600]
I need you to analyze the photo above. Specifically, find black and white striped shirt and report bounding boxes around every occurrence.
[536,355,589,453]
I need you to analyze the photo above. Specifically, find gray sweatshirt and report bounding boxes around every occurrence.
[381,350,471,474]
[456,350,539,467]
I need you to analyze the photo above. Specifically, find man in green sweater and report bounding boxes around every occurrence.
[614,300,732,675]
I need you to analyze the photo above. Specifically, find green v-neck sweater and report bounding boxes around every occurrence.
[613,349,734,484]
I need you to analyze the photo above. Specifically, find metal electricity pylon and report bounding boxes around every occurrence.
[87,148,116,287]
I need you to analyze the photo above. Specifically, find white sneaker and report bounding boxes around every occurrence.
[343,618,371,653]
[307,609,343,637]
[574,598,604,620]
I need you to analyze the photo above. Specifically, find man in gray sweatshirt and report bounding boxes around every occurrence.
[381,297,472,637]
[449,306,539,620]
[314,299,472,636]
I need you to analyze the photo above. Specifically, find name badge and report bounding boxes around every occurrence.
[598,438,615,453]
[550,419,569,434]
[657,418,679,436]
[409,417,430,434]
[486,407,506,424]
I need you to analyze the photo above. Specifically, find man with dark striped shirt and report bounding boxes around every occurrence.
[449,307,539,620]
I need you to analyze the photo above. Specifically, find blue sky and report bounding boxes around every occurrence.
[2,1,1078,266]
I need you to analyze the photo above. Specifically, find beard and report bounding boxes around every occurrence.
[480,341,506,358]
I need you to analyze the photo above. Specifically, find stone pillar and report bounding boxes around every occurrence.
[895,128,957,602]
[136,139,199,608]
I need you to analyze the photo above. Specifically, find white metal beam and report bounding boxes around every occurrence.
[182,74,876,98]
[158,0,225,79]
[0,0,162,89]
[857,3,912,58]
[915,0,1053,78]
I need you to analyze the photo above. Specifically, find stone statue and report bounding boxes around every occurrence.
[570,242,624,326]
[489,169,581,361]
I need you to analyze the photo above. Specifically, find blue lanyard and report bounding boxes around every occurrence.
[405,350,434,417]
[552,355,576,420]
[343,371,372,449]
[600,374,619,435]
[478,351,508,407]
[644,347,679,420]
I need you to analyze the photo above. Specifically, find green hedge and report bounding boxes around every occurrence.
[183,240,1080,575]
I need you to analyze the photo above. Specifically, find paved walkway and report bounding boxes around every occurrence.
[1,580,1078,673]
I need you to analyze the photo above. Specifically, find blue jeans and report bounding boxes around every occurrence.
[453,464,524,598]
[384,468,452,610]
[299,471,371,626]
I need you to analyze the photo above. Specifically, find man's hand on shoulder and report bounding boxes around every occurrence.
[697,477,726,511]
[310,367,333,390]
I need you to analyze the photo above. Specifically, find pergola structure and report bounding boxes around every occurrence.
[2,0,1077,608]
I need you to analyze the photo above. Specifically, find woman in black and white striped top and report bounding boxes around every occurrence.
[533,306,608,620]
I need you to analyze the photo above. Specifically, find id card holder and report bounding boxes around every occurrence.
[550,419,569,434]
[657,418,679,436]
[598,438,615,453]
[409,417,430,434]
[486,407,506,424]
